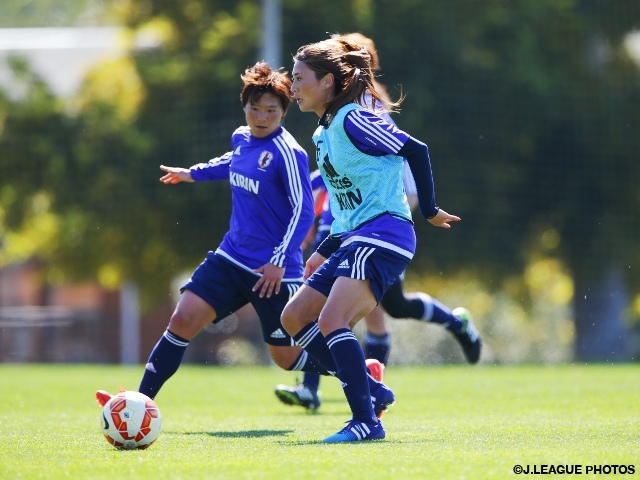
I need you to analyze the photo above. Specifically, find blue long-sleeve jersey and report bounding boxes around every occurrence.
[190,125,314,281]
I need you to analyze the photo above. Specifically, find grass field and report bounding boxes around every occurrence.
[1,364,639,479]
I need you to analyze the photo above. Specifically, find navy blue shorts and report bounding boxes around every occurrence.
[306,243,411,303]
[181,252,300,346]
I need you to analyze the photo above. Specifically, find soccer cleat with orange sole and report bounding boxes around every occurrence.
[365,358,385,383]
[96,386,126,407]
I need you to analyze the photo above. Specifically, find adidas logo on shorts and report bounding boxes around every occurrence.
[337,259,350,269]
[270,328,286,339]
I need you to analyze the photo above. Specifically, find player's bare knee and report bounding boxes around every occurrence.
[281,303,302,335]
[317,315,344,336]
[168,311,206,340]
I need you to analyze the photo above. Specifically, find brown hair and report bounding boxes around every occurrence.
[294,38,399,121]
[331,32,394,105]
[240,61,292,112]
[332,32,380,71]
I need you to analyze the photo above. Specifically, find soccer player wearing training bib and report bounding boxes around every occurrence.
[274,33,482,413]
[280,38,461,442]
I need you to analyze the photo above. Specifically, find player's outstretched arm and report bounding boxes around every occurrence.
[427,208,460,229]
[159,165,194,184]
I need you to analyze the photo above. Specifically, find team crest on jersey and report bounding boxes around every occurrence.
[258,150,274,168]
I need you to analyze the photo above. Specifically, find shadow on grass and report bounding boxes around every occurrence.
[176,430,294,438]
[279,438,393,446]
[166,430,434,445]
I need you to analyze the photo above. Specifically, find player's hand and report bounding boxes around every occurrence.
[427,208,461,228]
[252,262,285,298]
[303,252,326,280]
[159,165,194,184]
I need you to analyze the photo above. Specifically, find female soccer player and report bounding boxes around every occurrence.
[279,37,460,442]
[274,33,481,413]
[96,62,328,405]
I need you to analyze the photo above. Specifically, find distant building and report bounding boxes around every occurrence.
[0,26,157,98]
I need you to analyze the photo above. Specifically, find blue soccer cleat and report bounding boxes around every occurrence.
[322,419,386,443]
[371,382,395,419]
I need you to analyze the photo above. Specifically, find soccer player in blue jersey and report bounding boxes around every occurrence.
[280,37,461,442]
[96,62,332,405]
[274,33,482,412]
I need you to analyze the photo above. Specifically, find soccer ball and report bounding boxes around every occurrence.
[101,390,162,450]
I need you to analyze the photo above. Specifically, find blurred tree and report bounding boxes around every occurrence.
[68,0,266,306]
[0,57,73,266]
[0,1,261,307]
[0,0,639,360]
[327,0,640,361]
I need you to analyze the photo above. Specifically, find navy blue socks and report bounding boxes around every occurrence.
[420,293,464,332]
[293,322,337,374]
[288,349,331,376]
[301,371,321,392]
[138,329,189,399]
[326,328,377,424]
[364,332,391,364]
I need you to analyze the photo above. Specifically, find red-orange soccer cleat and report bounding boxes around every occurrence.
[96,390,112,407]
[365,358,385,383]
[96,386,126,407]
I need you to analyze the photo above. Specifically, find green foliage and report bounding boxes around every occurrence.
[0,58,71,268]
[275,1,640,290]
[0,1,262,306]
[1,0,639,336]
[1,364,639,479]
